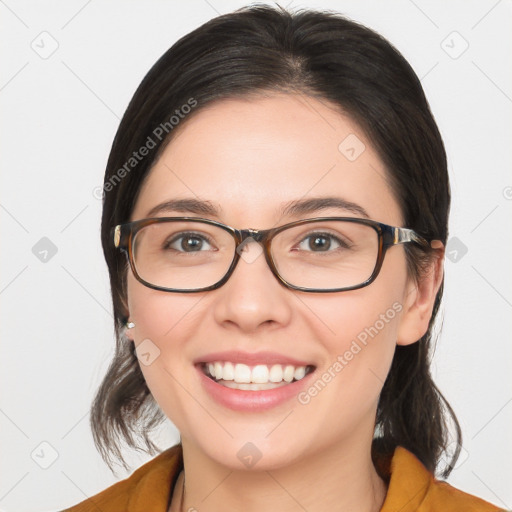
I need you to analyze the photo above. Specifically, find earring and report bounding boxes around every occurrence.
[126,321,135,329]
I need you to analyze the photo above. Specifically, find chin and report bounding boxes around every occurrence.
[188,434,309,472]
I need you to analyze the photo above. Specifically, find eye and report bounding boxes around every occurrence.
[297,232,348,252]
[164,232,213,252]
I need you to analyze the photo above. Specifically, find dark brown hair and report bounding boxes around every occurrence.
[91,4,461,477]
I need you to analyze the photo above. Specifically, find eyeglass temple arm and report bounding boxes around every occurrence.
[113,224,129,250]
[393,227,435,249]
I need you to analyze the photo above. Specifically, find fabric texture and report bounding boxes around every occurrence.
[64,445,503,512]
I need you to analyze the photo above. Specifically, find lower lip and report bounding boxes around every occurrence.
[196,365,315,412]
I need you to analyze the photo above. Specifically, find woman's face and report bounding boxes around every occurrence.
[126,93,423,469]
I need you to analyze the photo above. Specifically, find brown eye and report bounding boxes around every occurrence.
[165,233,213,252]
[297,233,348,252]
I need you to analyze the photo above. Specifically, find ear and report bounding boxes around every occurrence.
[119,297,135,342]
[116,268,135,340]
[124,321,135,341]
[397,241,444,346]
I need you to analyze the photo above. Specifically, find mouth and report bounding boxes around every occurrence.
[199,361,316,391]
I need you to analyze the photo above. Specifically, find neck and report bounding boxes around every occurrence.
[175,437,387,512]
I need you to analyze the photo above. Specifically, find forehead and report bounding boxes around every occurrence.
[131,93,402,226]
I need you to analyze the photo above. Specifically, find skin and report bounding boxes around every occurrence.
[124,93,444,512]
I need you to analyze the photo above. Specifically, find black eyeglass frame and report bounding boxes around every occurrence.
[112,216,432,293]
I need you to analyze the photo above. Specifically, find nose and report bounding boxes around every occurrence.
[212,240,293,333]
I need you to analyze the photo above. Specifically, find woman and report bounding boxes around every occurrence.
[65,5,502,512]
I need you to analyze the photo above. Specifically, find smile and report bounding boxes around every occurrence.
[201,362,315,390]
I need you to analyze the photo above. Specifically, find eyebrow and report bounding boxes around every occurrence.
[280,197,370,219]
[145,196,370,220]
[146,198,221,218]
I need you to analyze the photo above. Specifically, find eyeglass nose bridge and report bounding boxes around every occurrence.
[235,227,268,245]
[234,227,268,255]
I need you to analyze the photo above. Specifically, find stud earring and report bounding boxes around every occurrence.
[126,321,136,329]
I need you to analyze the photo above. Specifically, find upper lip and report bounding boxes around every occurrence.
[194,351,315,367]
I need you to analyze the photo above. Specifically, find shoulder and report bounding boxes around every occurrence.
[426,479,505,511]
[63,444,183,512]
[381,446,504,512]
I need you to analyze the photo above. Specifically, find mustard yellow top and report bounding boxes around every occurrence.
[64,445,503,512]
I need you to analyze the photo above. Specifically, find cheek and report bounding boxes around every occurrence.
[127,274,206,341]
[298,256,407,399]
[299,253,405,347]
[125,276,207,415]
[303,290,403,375]
[294,292,402,436]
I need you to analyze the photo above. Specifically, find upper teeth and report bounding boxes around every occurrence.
[205,362,309,384]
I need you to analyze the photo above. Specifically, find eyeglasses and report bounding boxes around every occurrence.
[112,217,431,293]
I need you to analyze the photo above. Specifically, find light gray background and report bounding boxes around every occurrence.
[1,1,511,511]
